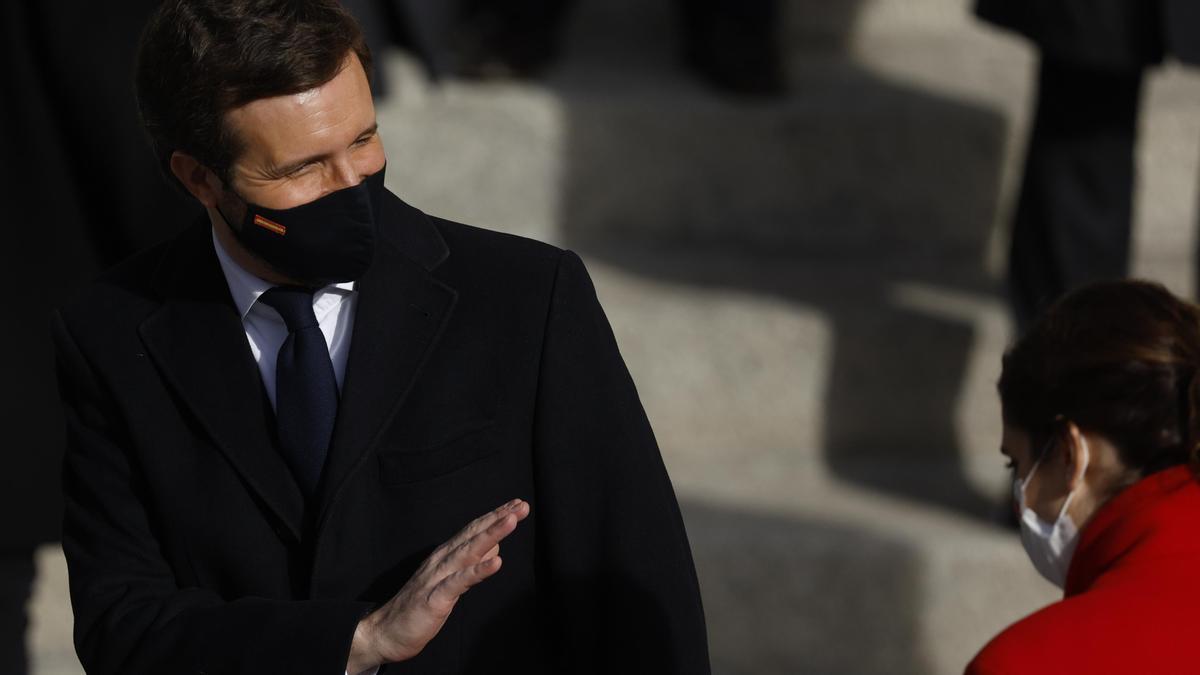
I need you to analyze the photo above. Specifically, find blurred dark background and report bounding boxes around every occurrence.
[3,0,1199,673]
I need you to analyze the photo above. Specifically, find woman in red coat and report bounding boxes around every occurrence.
[967,279,1200,674]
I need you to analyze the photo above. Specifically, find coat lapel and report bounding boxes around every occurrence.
[315,194,456,525]
[138,223,307,543]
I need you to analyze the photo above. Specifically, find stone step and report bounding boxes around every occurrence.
[381,8,1200,276]
[681,483,1056,675]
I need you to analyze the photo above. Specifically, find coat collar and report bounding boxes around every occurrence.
[313,193,457,530]
[137,191,455,543]
[1065,465,1200,596]
[139,218,308,542]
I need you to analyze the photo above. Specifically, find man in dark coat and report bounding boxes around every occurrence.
[53,1,709,673]
[975,0,1200,326]
[0,0,507,670]
[1,0,562,664]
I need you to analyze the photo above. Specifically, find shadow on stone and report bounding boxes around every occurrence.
[448,498,929,675]
[549,0,1009,520]
[682,499,928,675]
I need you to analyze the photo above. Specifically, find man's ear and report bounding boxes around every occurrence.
[169,151,224,209]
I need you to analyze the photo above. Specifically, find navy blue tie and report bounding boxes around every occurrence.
[258,286,338,499]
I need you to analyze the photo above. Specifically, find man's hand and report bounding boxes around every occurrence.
[345,499,530,674]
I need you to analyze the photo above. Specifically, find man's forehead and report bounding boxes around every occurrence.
[224,54,374,164]
[292,88,323,106]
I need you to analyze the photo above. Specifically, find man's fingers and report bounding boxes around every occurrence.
[451,500,522,546]
[465,510,521,558]
[462,500,528,541]
[428,556,504,608]
[435,512,517,578]
[481,544,500,562]
[430,500,528,568]
[471,502,529,554]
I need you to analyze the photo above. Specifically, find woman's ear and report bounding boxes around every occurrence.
[1061,421,1091,490]
[169,151,223,208]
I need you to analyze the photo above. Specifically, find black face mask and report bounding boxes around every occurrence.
[220,166,386,286]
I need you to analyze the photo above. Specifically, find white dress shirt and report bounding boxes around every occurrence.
[211,229,378,675]
[211,229,357,408]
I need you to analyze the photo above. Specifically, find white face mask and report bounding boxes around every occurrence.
[1012,437,1090,589]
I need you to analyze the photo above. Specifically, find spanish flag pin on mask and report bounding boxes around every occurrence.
[219,165,386,286]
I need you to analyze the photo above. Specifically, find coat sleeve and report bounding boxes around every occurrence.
[53,311,374,675]
[530,250,711,673]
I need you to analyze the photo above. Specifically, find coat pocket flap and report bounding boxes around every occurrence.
[378,420,498,485]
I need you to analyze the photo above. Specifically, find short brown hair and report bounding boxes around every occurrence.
[1000,279,1200,477]
[135,0,372,190]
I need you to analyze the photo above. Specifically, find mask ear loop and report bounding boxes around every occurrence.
[214,203,238,234]
[1018,452,1044,497]
[1020,420,1063,494]
[1022,417,1085,508]
[209,166,254,235]
[214,186,250,236]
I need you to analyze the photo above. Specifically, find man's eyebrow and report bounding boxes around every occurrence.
[269,152,328,177]
[354,122,379,140]
[268,123,379,176]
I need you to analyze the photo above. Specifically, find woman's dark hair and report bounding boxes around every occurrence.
[135,0,373,190]
[1000,279,1200,478]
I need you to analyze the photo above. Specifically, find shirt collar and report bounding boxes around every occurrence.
[210,227,355,320]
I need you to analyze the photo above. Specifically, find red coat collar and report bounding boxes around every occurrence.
[1065,464,1200,596]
